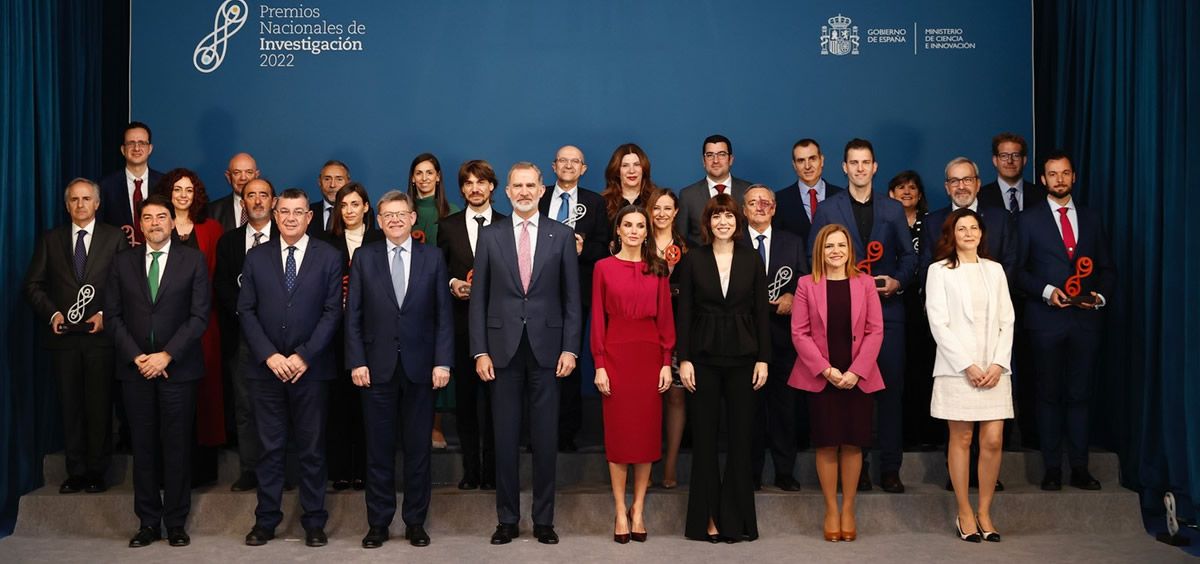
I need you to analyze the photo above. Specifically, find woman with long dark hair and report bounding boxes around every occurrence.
[601,144,656,222]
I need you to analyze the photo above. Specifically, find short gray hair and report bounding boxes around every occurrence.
[63,177,100,202]
[944,156,979,180]
[507,162,543,185]
[376,189,412,210]
[743,184,775,204]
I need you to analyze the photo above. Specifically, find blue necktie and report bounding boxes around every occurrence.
[1008,187,1020,213]
[74,230,87,280]
[556,192,571,223]
[285,246,297,292]
[756,234,767,268]
[391,246,406,307]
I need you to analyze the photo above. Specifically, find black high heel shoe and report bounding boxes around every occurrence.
[976,514,1001,542]
[628,509,647,542]
[956,517,982,543]
[613,515,630,544]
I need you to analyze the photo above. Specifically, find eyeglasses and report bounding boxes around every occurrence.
[274,209,310,218]
[945,176,979,187]
[995,152,1024,163]
[703,151,730,161]
[555,158,583,166]
[380,211,413,221]
[124,141,150,149]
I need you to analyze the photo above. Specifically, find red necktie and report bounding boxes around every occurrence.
[808,188,819,220]
[1058,207,1076,259]
[131,179,145,243]
[715,183,726,195]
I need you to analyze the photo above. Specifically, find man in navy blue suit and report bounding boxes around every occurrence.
[237,188,344,547]
[808,138,918,493]
[775,138,844,242]
[345,190,454,548]
[106,194,210,548]
[979,132,1044,215]
[920,157,1016,281]
[742,185,807,492]
[1014,150,1114,491]
[98,122,163,246]
[471,162,581,545]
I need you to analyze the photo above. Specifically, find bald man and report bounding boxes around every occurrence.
[209,153,261,231]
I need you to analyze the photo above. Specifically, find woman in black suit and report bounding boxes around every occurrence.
[676,193,771,543]
[326,182,382,490]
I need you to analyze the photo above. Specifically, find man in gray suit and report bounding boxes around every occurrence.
[208,152,260,231]
[677,134,754,248]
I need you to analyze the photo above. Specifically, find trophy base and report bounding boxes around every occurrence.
[1066,295,1096,307]
[57,322,94,335]
[874,278,886,288]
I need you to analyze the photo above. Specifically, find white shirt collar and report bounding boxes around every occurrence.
[386,236,413,255]
[145,239,172,257]
[749,225,773,239]
[281,234,310,252]
[1048,196,1075,211]
[706,176,732,190]
[72,218,97,236]
[513,212,540,228]
[998,177,1024,191]
[469,206,494,221]
[553,184,577,198]
[125,168,148,183]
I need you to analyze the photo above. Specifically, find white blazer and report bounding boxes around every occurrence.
[925,258,1016,378]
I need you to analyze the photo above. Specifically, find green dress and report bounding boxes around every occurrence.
[413,194,459,411]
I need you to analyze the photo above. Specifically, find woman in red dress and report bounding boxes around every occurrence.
[591,205,675,544]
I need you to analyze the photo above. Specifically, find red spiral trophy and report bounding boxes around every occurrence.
[1064,256,1095,306]
[412,229,426,243]
[664,244,682,267]
[466,269,474,285]
[856,240,885,287]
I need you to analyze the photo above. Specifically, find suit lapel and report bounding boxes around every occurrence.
[815,277,829,331]
[497,218,524,291]
[530,220,554,288]
[400,244,424,312]
[849,276,863,333]
[290,240,320,296]
[832,197,863,255]
[373,243,402,312]
[151,247,183,305]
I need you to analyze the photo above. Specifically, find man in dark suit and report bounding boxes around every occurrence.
[979,132,1044,215]
[808,138,918,494]
[213,178,276,491]
[775,138,845,242]
[24,178,126,494]
[237,189,344,547]
[307,160,351,239]
[471,162,581,545]
[208,152,260,231]
[437,160,504,491]
[346,190,454,548]
[1014,150,1115,492]
[106,194,210,548]
[920,157,1017,281]
[98,122,163,246]
[742,185,807,492]
[539,145,609,451]
[678,134,753,248]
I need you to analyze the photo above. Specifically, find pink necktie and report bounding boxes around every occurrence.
[518,220,532,293]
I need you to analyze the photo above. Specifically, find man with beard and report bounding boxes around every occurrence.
[209,153,261,231]
[1013,150,1115,491]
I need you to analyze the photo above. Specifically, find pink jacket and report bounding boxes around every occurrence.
[787,273,885,393]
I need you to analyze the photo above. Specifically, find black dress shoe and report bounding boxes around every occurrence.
[129,526,161,547]
[362,526,389,548]
[405,525,431,547]
[994,479,1005,492]
[880,471,905,493]
[167,527,190,547]
[352,478,366,491]
[332,479,351,491]
[480,481,496,491]
[458,477,479,490]
[59,476,85,494]
[244,526,274,546]
[534,524,559,544]
[1041,468,1063,491]
[1070,468,1101,490]
[775,476,802,492]
[856,471,872,492]
[231,472,258,492]
[84,474,108,494]
[490,523,519,545]
[305,527,328,547]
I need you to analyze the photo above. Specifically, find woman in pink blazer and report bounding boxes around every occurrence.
[789,224,884,542]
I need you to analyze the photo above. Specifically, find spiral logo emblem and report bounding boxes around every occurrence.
[67,285,96,324]
[193,0,248,73]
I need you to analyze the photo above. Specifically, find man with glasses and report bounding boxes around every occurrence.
[209,153,262,231]
[538,145,608,452]
[99,122,163,245]
[679,134,753,248]
[979,132,1044,215]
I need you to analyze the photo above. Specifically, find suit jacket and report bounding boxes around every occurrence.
[925,259,1015,378]
[105,243,210,382]
[436,208,507,335]
[979,179,1044,214]
[1013,198,1116,331]
[919,204,1016,288]
[469,214,582,368]
[807,190,918,324]
[675,244,771,366]
[237,237,344,380]
[98,169,164,233]
[774,180,845,243]
[539,186,610,310]
[741,227,806,354]
[213,222,278,348]
[306,200,336,240]
[24,222,127,348]
[787,274,884,393]
[678,177,753,248]
[344,239,454,384]
[208,195,238,232]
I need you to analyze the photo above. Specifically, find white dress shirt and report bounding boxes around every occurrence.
[72,218,96,255]
[386,236,412,297]
[280,235,310,273]
[244,221,273,252]
[548,185,577,224]
[748,225,773,274]
[125,169,150,219]
[144,239,172,285]
[512,212,540,270]
[467,206,494,255]
[707,175,733,198]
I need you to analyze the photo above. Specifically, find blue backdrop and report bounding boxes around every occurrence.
[132,0,1032,210]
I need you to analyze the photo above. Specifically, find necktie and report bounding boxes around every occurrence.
[715,183,727,195]
[74,230,87,280]
[325,207,332,231]
[808,188,819,220]
[518,220,532,293]
[1058,207,1076,259]
[252,232,263,248]
[391,246,406,307]
[1008,187,1020,213]
[148,251,163,301]
[285,246,297,292]
[132,179,145,243]
[239,202,249,228]
[556,193,571,222]
[755,234,767,270]
[474,216,486,229]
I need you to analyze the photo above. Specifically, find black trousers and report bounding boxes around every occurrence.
[492,332,559,527]
[1030,327,1102,470]
[362,362,434,527]
[453,333,494,482]
[250,377,329,532]
[123,377,198,529]
[751,354,800,483]
[686,361,757,540]
[53,343,113,479]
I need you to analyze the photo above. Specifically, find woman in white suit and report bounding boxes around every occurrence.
[925,208,1015,543]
